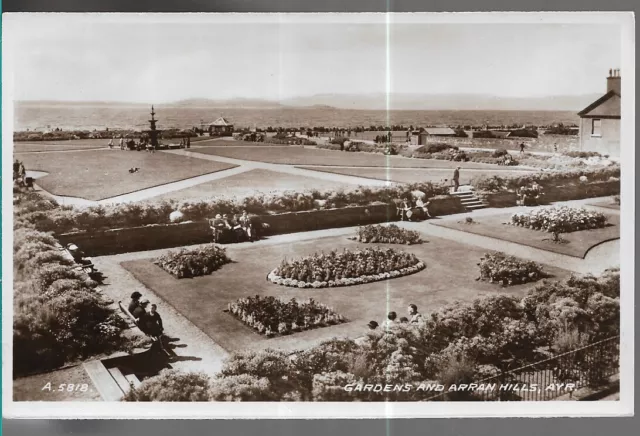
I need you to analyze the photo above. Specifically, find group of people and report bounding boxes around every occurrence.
[209,210,256,243]
[398,197,432,221]
[516,181,544,206]
[367,304,424,331]
[127,291,165,339]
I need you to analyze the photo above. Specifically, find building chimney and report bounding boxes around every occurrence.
[607,68,621,94]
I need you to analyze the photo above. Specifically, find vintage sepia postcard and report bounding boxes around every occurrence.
[1,12,634,418]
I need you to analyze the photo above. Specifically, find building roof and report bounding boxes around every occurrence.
[577,91,621,118]
[422,127,456,136]
[209,117,233,127]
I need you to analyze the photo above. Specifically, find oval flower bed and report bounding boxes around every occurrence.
[509,206,607,233]
[228,296,346,336]
[268,247,425,288]
[350,224,423,245]
[477,252,544,286]
[154,244,231,278]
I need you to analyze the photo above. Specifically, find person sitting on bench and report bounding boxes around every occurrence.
[128,291,143,315]
[400,199,413,221]
[239,210,255,241]
[142,304,164,338]
[209,214,226,241]
[228,214,245,241]
[415,198,432,219]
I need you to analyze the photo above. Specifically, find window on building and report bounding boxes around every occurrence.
[591,119,602,136]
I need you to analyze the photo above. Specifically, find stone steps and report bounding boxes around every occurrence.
[450,187,488,211]
[83,360,143,401]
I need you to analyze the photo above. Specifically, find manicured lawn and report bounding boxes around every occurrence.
[121,235,569,354]
[191,146,512,169]
[587,199,621,211]
[19,149,237,201]
[298,166,534,185]
[13,365,101,402]
[14,139,110,153]
[148,168,348,202]
[431,212,620,258]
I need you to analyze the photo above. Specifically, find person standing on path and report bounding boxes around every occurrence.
[453,166,461,192]
[519,142,526,154]
[119,135,125,150]
[108,136,114,149]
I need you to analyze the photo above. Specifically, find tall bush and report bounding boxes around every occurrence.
[124,370,211,401]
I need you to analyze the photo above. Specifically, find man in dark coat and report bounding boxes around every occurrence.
[453,166,461,192]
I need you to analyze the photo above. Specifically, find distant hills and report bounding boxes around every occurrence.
[281,93,602,111]
[17,92,602,111]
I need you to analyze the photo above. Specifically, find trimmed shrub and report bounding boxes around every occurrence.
[509,129,538,138]
[509,207,607,233]
[124,370,211,401]
[154,244,231,278]
[563,151,601,158]
[351,224,423,245]
[415,143,458,154]
[477,252,545,286]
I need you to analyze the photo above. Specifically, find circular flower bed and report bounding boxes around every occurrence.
[509,206,607,233]
[268,247,425,288]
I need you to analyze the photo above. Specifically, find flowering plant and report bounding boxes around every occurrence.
[351,224,423,245]
[154,244,231,278]
[268,247,425,288]
[477,252,544,286]
[228,296,345,336]
[510,206,607,233]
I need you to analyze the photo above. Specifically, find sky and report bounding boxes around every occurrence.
[4,15,624,103]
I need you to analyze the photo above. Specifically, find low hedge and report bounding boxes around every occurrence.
[470,166,620,193]
[22,183,449,235]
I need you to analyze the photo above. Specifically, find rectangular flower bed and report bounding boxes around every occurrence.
[477,252,544,286]
[510,206,607,233]
[227,296,346,336]
[351,224,423,245]
[154,244,231,278]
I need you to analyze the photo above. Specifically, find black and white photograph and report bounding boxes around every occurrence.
[1,12,634,418]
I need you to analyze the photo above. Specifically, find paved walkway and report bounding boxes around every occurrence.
[164,149,392,187]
